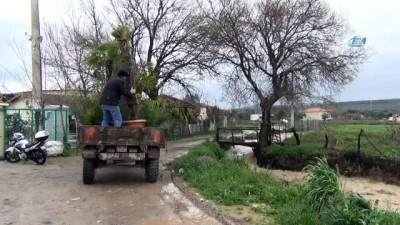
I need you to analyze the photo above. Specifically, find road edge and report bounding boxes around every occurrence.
[164,159,248,225]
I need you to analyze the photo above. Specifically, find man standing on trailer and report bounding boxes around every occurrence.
[100,68,135,127]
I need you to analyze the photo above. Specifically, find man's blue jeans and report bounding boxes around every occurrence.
[101,104,123,127]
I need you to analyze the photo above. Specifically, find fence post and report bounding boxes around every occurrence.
[0,107,6,159]
[357,129,363,156]
[324,133,328,149]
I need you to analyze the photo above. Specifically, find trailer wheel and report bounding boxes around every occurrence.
[83,159,95,184]
[145,159,159,183]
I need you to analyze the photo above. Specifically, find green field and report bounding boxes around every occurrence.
[268,123,400,160]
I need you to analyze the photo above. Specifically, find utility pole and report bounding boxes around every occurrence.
[31,0,43,109]
[31,0,43,131]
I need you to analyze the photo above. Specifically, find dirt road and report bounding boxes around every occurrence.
[4,136,397,225]
[0,137,222,225]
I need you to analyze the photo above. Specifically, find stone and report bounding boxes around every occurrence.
[45,141,64,156]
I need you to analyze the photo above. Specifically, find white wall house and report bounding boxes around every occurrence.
[388,114,400,123]
[4,94,37,122]
[250,114,262,121]
[2,91,71,145]
[197,107,208,121]
[303,107,332,120]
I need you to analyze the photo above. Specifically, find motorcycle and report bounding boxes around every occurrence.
[8,132,25,147]
[4,131,49,165]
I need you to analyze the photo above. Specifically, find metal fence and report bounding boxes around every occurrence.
[165,122,211,139]
[1,108,70,149]
[296,119,321,132]
[164,118,235,139]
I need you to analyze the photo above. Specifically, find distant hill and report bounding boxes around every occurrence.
[338,99,400,111]
[234,98,400,113]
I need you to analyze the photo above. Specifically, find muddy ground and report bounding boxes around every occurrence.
[0,136,225,225]
[1,137,399,225]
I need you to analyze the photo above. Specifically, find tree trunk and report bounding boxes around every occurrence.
[128,67,138,119]
[147,89,159,100]
[129,97,138,119]
[259,102,273,150]
[120,40,138,120]
[105,60,112,80]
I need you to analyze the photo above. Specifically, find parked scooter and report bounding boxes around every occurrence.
[8,132,25,147]
[4,131,49,165]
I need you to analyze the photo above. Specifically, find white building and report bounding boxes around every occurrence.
[303,107,332,121]
[250,114,262,121]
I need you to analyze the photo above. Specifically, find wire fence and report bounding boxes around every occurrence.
[320,125,400,163]
[164,120,232,139]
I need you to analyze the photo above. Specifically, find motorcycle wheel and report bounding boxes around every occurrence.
[33,150,47,165]
[4,151,21,163]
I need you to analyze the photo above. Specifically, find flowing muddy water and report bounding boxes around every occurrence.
[232,145,400,212]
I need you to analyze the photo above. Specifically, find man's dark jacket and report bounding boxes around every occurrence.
[100,76,133,106]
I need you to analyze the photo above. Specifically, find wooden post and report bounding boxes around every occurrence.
[357,129,363,156]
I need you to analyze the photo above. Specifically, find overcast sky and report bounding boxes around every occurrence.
[1,0,399,107]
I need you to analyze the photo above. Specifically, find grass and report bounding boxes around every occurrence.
[303,158,341,212]
[175,141,280,205]
[167,130,213,141]
[61,148,82,157]
[267,122,400,160]
[235,120,261,128]
[174,141,400,224]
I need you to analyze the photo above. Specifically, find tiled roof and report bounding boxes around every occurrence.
[159,95,197,108]
[304,107,331,113]
[1,91,83,109]
[159,95,233,116]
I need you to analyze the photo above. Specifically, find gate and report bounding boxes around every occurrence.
[1,107,70,153]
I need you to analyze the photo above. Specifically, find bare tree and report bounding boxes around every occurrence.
[109,0,214,99]
[0,38,33,93]
[201,0,367,148]
[43,0,108,98]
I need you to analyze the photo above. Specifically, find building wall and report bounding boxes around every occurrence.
[5,99,34,121]
[304,112,332,120]
[198,107,208,121]
[250,114,262,121]
[10,100,28,109]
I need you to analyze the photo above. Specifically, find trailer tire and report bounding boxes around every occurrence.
[83,159,95,184]
[145,159,159,183]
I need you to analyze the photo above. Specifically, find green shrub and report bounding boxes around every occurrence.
[304,157,342,212]
[76,95,102,125]
[329,194,375,225]
[138,98,170,126]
